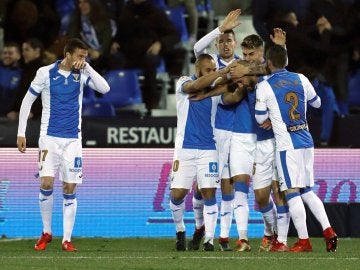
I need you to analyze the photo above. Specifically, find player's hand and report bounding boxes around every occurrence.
[17,136,27,153]
[259,119,272,130]
[147,41,161,55]
[229,63,251,80]
[270,28,286,47]
[72,60,87,70]
[219,9,241,32]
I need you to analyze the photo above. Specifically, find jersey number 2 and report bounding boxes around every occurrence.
[285,92,300,121]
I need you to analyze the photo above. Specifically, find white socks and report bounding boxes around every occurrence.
[170,196,185,232]
[203,198,218,244]
[39,189,54,234]
[301,189,330,230]
[220,194,234,238]
[286,192,309,239]
[62,193,77,243]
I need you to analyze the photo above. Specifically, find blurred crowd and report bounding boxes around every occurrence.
[0,0,359,124]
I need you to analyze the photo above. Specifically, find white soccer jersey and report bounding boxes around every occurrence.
[255,69,320,151]
[174,75,221,150]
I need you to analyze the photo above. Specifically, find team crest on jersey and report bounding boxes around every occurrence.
[72,73,80,82]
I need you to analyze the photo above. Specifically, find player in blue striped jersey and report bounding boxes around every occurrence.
[255,45,320,252]
[170,54,248,252]
[192,9,241,251]
[230,31,291,252]
[17,38,110,252]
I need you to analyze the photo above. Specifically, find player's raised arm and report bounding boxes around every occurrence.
[194,9,241,57]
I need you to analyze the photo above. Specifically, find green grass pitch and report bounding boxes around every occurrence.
[0,237,359,270]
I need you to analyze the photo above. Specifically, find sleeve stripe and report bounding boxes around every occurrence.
[308,95,319,104]
[255,109,267,115]
[29,87,40,97]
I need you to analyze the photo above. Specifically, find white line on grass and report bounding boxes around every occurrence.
[0,256,358,260]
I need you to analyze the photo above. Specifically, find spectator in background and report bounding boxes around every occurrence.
[7,38,44,121]
[67,0,113,73]
[166,0,199,46]
[110,0,184,114]
[303,0,354,116]
[0,42,22,118]
[3,0,60,50]
[273,10,339,146]
[252,0,310,50]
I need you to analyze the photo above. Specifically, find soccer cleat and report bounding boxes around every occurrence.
[289,238,312,252]
[34,232,53,251]
[269,240,289,252]
[258,235,272,252]
[62,241,78,252]
[203,241,214,251]
[235,239,251,252]
[323,227,338,252]
[176,231,186,251]
[187,225,205,251]
[219,237,233,251]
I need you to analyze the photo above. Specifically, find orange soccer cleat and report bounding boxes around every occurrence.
[323,227,338,252]
[34,232,53,251]
[235,239,251,252]
[270,239,289,252]
[62,241,78,252]
[289,238,312,252]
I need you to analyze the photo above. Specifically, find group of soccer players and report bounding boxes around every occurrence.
[170,9,338,253]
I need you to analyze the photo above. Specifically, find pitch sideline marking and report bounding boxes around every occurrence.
[0,256,358,260]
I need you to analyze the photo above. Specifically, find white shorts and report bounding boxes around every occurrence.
[38,135,83,184]
[230,132,256,177]
[170,148,219,190]
[214,128,232,179]
[253,138,278,190]
[276,148,314,192]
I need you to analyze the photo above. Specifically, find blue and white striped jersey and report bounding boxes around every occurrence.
[213,54,240,131]
[247,75,274,141]
[175,75,221,150]
[255,69,320,150]
[29,61,90,139]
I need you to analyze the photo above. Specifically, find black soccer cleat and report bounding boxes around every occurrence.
[176,231,186,251]
[187,225,205,251]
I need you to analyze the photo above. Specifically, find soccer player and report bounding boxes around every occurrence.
[230,32,291,252]
[192,9,241,252]
[170,53,248,252]
[255,44,320,252]
[16,38,110,252]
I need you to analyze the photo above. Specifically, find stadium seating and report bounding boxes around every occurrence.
[82,101,116,117]
[100,69,143,108]
[166,7,189,43]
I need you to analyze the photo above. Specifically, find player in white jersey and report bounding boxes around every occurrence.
[235,44,338,252]
[16,38,110,252]
[255,45,320,252]
[170,54,249,251]
[230,31,291,252]
[192,8,241,252]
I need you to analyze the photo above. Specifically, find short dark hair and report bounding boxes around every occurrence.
[241,34,263,49]
[266,45,287,68]
[63,38,88,56]
[24,38,44,57]
[3,41,21,54]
